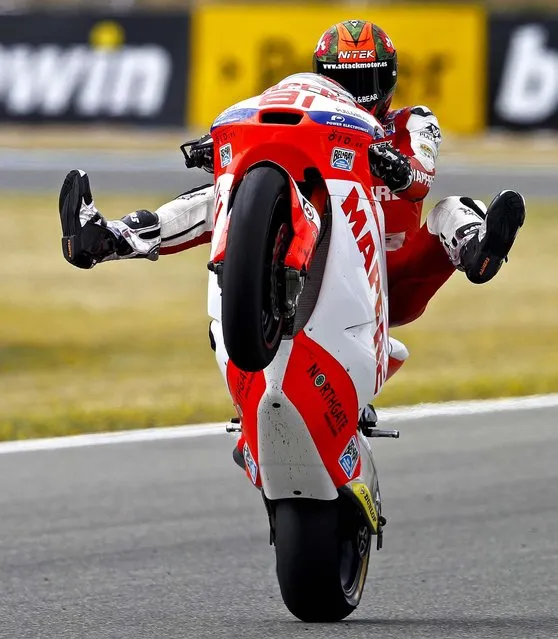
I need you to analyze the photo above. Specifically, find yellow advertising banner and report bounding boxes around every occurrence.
[189,4,486,134]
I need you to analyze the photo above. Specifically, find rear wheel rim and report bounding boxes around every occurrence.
[340,521,370,602]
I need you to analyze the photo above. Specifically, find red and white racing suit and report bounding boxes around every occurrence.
[372,105,455,326]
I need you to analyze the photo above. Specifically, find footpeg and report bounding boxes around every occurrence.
[226,416,242,433]
[358,404,378,437]
[369,429,399,438]
[359,405,399,438]
[207,260,224,287]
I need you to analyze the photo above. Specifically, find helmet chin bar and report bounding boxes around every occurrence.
[367,94,394,121]
[312,20,398,122]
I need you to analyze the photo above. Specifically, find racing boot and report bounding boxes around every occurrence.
[59,169,161,269]
[427,191,525,284]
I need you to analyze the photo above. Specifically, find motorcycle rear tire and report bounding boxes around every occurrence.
[222,166,290,372]
[274,498,367,622]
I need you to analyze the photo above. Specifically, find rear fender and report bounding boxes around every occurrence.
[210,173,235,263]
[208,175,236,321]
[284,177,321,272]
[231,160,322,272]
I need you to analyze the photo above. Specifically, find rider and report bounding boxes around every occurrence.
[60,19,525,330]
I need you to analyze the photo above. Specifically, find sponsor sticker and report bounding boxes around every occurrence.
[307,363,349,436]
[419,123,442,147]
[330,147,355,171]
[219,143,232,167]
[314,373,326,387]
[338,50,378,61]
[412,168,434,187]
[339,435,360,479]
[212,107,258,129]
[302,200,315,222]
[351,482,379,532]
[308,110,381,138]
[213,128,236,146]
[243,442,258,485]
[419,143,435,159]
[357,94,379,104]
[372,185,400,202]
[327,131,364,148]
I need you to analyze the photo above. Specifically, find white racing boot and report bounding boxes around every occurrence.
[427,191,525,284]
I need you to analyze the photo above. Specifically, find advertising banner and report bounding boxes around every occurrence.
[189,5,486,134]
[0,13,190,125]
[489,15,558,130]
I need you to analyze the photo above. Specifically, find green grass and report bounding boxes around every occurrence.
[1,193,557,440]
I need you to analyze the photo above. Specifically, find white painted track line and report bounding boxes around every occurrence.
[1,393,557,455]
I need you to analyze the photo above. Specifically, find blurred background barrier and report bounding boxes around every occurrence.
[2,5,558,133]
[189,4,486,134]
[0,12,190,124]
[2,0,558,10]
[489,14,558,130]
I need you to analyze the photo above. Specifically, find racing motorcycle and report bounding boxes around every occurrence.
[184,78,404,622]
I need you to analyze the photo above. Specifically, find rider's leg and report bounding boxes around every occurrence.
[427,191,525,284]
[59,170,214,268]
[387,191,525,327]
[158,185,214,255]
[387,223,455,327]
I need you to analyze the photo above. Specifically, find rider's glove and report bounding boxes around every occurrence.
[181,133,214,174]
[59,170,160,269]
[368,143,413,193]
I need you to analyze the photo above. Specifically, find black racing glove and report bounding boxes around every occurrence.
[181,133,214,173]
[369,143,413,193]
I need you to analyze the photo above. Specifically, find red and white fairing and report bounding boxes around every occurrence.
[208,74,392,502]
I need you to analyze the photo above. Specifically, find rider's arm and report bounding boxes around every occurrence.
[368,106,441,202]
[394,106,441,202]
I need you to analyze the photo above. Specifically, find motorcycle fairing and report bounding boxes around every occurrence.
[207,82,390,503]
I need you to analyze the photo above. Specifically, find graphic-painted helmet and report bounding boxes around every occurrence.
[313,20,397,118]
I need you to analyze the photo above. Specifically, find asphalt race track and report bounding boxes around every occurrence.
[1,407,557,639]
[1,148,557,199]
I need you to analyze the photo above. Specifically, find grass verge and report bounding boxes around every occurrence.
[1,192,556,440]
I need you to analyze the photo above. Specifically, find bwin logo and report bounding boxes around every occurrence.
[496,25,558,124]
[0,21,171,118]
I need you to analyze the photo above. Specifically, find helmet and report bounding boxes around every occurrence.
[313,20,397,118]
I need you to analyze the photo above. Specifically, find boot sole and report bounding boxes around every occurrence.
[59,170,89,264]
[59,169,87,238]
[467,190,525,284]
